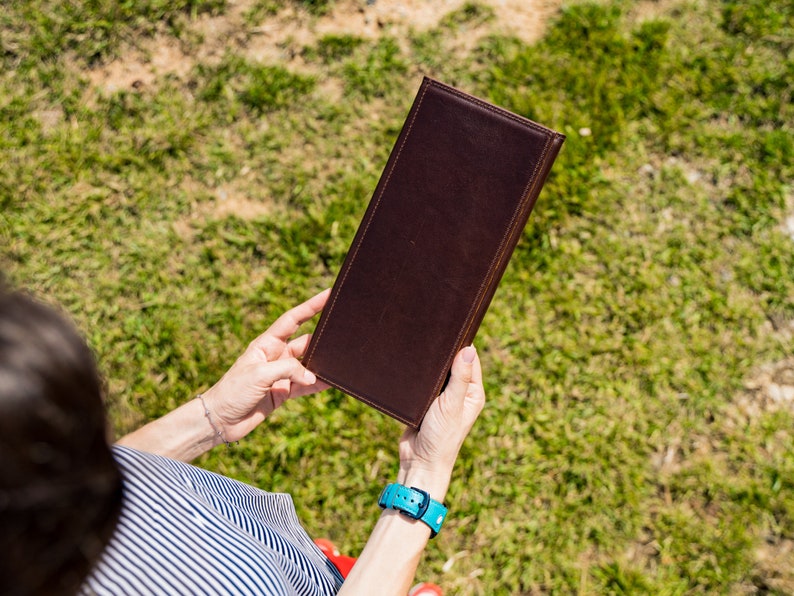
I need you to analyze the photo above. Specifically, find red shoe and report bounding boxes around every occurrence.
[314,538,357,578]
[314,539,443,594]
[409,583,444,596]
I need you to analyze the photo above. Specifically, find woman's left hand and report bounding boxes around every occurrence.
[117,290,330,461]
[199,289,331,442]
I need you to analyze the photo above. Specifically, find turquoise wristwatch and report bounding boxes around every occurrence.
[378,483,447,538]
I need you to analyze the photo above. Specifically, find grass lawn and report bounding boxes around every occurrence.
[2,0,793,592]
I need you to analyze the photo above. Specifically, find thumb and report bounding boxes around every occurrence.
[442,346,476,406]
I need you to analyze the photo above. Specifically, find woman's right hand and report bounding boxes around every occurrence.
[396,345,485,502]
[338,347,485,595]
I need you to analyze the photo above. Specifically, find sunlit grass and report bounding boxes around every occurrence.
[1,0,792,592]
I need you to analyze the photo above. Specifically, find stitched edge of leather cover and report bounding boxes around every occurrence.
[304,76,565,427]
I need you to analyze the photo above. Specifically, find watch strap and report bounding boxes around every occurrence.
[378,483,447,538]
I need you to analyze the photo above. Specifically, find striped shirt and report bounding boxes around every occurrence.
[81,446,344,595]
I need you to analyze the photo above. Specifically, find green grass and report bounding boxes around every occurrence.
[2,0,793,593]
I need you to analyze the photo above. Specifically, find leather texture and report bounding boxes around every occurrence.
[304,77,565,428]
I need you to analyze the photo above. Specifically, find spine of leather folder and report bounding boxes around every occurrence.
[458,132,565,350]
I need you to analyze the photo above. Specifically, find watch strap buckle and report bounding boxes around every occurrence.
[377,483,447,538]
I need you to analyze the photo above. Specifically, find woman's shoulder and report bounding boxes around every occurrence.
[111,444,280,497]
[84,446,343,595]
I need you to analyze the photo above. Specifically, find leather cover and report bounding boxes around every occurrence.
[303,77,565,427]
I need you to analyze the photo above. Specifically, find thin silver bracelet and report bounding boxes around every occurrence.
[196,394,234,448]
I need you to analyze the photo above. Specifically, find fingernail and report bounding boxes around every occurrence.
[304,369,316,384]
[462,345,476,363]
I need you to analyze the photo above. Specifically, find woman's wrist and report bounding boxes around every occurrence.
[184,394,227,449]
[196,393,234,448]
[116,394,224,462]
[397,465,452,503]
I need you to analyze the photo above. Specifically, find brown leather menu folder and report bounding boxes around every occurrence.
[303,77,565,428]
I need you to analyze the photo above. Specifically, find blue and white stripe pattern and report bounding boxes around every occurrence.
[81,446,344,595]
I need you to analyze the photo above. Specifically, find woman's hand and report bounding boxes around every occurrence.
[200,289,331,443]
[339,347,485,595]
[397,345,485,502]
[116,289,330,461]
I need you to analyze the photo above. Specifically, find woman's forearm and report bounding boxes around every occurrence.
[341,347,482,593]
[338,510,430,595]
[338,470,451,595]
[116,396,222,462]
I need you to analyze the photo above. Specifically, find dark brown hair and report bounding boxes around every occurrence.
[0,285,122,594]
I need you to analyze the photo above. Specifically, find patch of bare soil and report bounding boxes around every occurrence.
[752,537,794,594]
[732,357,794,422]
[82,0,562,225]
[86,0,561,97]
[725,357,794,592]
[171,182,277,241]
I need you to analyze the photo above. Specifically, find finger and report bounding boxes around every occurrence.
[248,332,313,365]
[256,357,318,389]
[288,378,331,400]
[468,346,482,388]
[286,333,312,358]
[266,289,331,342]
[265,366,329,405]
[464,350,485,413]
[266,377,293,411]
[442,346,476,406]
